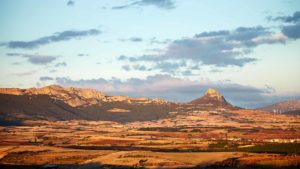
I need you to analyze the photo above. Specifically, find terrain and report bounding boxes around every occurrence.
[0,86,300,168]
[0,85,175,124]
[258,99,300,114]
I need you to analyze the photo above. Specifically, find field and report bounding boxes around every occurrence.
[1,108,300,168]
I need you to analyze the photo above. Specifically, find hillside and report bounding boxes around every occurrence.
[258,99,300,114]
[0,85,176,125]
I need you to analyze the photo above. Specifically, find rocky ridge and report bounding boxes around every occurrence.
[0,85,175,124]
[0,85,169,107]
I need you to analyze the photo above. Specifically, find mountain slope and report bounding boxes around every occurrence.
[0,86,245,125]
[0,94,86,125]
[0,85,176,125]
[0,85,170,107]
[258,99,300,114]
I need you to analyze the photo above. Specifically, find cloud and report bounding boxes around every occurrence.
[122,64,153,72]
[49,69,57,73]
[271,11,300,23]
[13,70,37,77]
[194,26,282,47]
[3,29,101,49]
[119,26,287,74]
[40,76,54,81]
[112,0,175,10]
[78,53,89,57]
[56,77,113,91]
[194,30,230,38]
[269,11,300,39]
[55,74,285,108]
[282,23,300,39]
[251,33,288,44]
[122,65,131,71]
[130,37,143,42]
[6,53,58,65]
[12,62,22,65]
[54,62,67,67]
[119,37,143,42]
[26,55,57,65]
[149,37,171,44]
[153,61,187,74]
[132,64,149,71]
[119,37,172,45]
[67,0,75,6]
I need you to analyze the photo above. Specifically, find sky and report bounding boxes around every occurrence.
[0,0,300,108]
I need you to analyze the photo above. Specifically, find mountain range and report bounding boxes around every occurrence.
[0,85,175,125]
[0,85,299,125]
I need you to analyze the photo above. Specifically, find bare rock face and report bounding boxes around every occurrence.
[189,88,233,108]
[0,85,175,123]
[204,88,225,101]
[0,85,170,107]
[0,88,25,95]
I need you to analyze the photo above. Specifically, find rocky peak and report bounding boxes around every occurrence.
[189,88,233,108]
[0,88,25,95]
[204,88,223,100]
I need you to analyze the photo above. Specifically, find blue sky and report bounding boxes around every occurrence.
[0,0,300,108]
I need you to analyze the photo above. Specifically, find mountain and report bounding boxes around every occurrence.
[258,99,300,114]
[0,94,86,125]
[0,85,176,125]
[188,88,236,109]
[0,85,169,107]
[0,86,241,125]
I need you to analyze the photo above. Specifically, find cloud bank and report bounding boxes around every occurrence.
[119,26,287,74]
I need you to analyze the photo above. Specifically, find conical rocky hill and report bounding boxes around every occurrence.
[189,88,234,108]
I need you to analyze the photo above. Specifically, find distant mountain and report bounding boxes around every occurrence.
[0,86,243,125]
[0,85,169,107]
[258,99,300,114]
[189,88,236,109]
[0,85,176,125]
